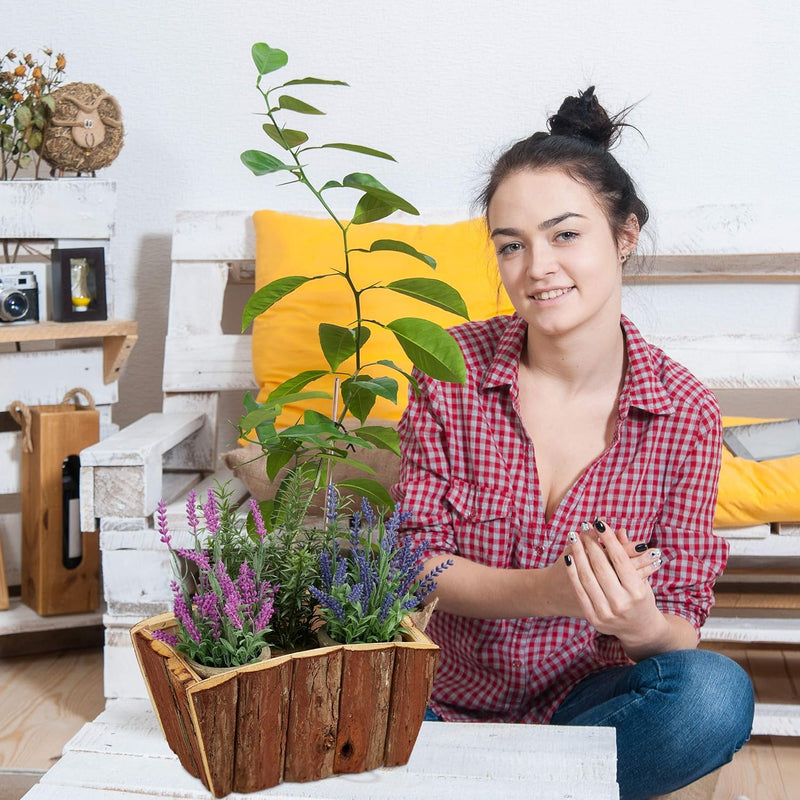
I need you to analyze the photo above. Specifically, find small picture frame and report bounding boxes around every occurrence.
[50,247,108,322]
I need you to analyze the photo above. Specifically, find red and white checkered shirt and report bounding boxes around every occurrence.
[393,314,726,723]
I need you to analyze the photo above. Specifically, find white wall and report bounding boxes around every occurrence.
[9,0,800,425]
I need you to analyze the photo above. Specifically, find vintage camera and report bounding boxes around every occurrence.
[0,271,39,324]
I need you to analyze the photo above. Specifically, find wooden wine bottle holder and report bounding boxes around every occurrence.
[20,399,100,616]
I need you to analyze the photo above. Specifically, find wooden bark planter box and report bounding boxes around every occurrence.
[130,612,440,797]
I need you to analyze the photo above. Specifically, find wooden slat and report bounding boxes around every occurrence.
[334,643,394,773]
[283,646,343,783]
[0,180,115,239]
[162,335,256,393]
[701,618,800,644]
[626,252,800,282]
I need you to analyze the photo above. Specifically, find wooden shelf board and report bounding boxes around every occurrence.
[0,320,138,384]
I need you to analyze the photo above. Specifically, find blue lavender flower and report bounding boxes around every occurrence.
[325,484,339,525]
[360,496,376,529]
[308,585,346,623]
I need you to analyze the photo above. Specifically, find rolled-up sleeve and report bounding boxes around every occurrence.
[650,400,727,632]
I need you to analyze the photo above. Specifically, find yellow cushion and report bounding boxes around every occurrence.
[252,211,513,426]
[714,416,800,527]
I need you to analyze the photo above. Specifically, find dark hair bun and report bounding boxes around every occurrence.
[547,86,619,150]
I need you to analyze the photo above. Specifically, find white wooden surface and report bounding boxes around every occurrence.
[22,698,619,800]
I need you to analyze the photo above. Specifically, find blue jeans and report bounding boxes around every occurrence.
[425,649,754,800]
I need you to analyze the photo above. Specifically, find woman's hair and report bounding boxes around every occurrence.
[478,86,648,242]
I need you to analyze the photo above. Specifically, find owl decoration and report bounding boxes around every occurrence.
[39,82,124,175]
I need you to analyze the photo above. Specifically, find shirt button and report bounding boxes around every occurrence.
[535,545,545,556]
[512,659,523,668]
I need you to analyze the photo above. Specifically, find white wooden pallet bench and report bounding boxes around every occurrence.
[67,208,799,800]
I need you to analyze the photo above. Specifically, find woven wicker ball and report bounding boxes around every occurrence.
[39,82,124,174]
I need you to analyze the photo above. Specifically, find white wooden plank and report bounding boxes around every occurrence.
[701,617,800,644]
[167,262,228,336]
[162,335,255,392]
[650,334,800,389]
[1,346,118,407]
[0,179,115,239]
[775,523,800,536]
[0,431,22,494]
[0,508,22,586]
[751,703,800,737]
[80,412,205,468]
[171,210,255,262]
[161,393,219,472]
[728,536,800,558]
[0,597,102,636]
[715,524,771,539]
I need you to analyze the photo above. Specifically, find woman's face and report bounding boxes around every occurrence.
[488,168,635,339]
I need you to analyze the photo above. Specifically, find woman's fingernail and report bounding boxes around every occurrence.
[650,549,662,560]
[652,558,663,569]
[564,554,573,566]
[579,522,590,532]
[635,543,648,553]
[568,531,578,543]
[593,518,606,532]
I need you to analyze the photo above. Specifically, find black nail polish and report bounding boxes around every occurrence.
[564,554,573,566]
[593,518,606,532]
[635,543,648,553]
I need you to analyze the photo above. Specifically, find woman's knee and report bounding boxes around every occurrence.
[655,648,754,752]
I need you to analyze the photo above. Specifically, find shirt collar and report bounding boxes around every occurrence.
[481,313,676,418]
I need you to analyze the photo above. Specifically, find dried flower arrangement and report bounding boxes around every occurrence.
[0,48,66,179]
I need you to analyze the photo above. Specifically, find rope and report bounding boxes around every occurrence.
[61,387,96,409]
[6,388,96,453]
[6,400,32,453]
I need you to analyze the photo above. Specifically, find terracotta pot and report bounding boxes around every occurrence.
[130,612,439,797]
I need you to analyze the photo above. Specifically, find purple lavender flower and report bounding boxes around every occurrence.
[325,484,338,525]
[195,591,222,640]
[349,511,362,542]
[203,489,220,536]
[309,585,346,623]
[332,554,347,586]
[172,582,201,644]
[175,547,211,572]
[157,499,170,547]
[185,490,199,535]
[378,590,396,622]
[253,591,275,633]
[348,582,365,605]
[360,497,376,530]
[249,498,267,541]
[319,550,333,590]
[151,629,179,647]
[237,562,257,607]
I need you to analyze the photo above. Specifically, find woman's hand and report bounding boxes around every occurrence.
[562,519,668,653]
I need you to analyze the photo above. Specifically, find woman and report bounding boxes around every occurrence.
[393,87,754,800]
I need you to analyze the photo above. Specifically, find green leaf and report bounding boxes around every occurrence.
[354,424,400,455]
[351,193,400,225]
[266,449,294,481]
[241,149,297,176]
[278,95,325,115]
[242,275,313,330]
[40,94,55,112]
[335,477,394,511]
[281,77,349,87]
[342,173,419,214]
[262,389,331,409]
[369,239,435,268]
[240,406,279,432]
[26,130,42,149]
[251,43,288,75]
[340,378,376,423]
[268,370,330,400]
[386,278,469,320]
[262,123,308,150]
[386,318,467,384]
[14,105,31,129]
[320,180,343,192]
[318,143,395,161]
[376,359,420,396]
[341,376,398,424]
[318,323,357,371]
